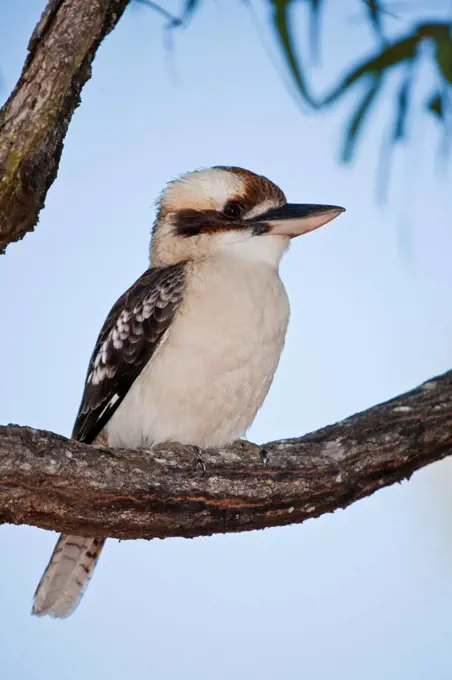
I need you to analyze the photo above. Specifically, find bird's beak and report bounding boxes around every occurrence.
[248,203,345,238]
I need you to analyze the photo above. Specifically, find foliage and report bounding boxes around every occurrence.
[137,0,452,170]
[266,1,452,164]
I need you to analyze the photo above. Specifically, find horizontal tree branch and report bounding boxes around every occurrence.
[0,0,131,253]
[1,370,452,540]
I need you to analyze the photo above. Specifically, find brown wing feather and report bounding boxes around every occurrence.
[72,264,186,444]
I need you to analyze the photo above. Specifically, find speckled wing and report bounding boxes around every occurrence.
[72,264,186,444]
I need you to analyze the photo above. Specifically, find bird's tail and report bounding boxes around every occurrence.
[32,534,105,618]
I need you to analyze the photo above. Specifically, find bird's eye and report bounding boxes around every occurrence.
[223,202,243,219]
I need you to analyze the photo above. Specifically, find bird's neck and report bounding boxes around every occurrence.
[214,233,290,268]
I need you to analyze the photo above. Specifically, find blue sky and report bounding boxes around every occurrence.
[1,2,452,679]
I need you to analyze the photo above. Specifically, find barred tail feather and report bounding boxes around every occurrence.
[32,534,105,618]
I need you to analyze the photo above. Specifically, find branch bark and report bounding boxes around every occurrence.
[1,371,451,540]
[0,0,131,253]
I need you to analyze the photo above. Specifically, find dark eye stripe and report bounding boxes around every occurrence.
[173,209,248,237]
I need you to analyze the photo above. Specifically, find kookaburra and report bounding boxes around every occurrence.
[32,165,344,618]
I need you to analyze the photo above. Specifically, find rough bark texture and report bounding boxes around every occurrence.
[0,0,131,253]
[1,371,451,540]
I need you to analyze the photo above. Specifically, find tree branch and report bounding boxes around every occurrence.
[0,0,131,253]
[1,370,451,540]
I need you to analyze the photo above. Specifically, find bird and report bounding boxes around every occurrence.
[32,165,345,618]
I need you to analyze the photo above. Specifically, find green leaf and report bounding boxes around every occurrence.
[341,75,383,162]
[416,22,449,40]
[308,0,324,62]
[435,31,452,84]
[393,61,415,142]
[322,33,419,107]
[427,92,444,119]
[362,0,385,41]
[268,0,315,106]
[182,0,202,22]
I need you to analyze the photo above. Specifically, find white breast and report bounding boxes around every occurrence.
[106,252,290,448]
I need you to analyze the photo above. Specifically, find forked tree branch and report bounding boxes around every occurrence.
[1,370,451,540]
[0,0,131,252]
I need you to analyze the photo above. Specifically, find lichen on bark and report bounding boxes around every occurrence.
[0,0,131,252]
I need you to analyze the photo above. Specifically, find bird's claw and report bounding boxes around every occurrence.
[193,447,206,476]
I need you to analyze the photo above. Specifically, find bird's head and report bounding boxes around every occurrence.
[150,166,344,267]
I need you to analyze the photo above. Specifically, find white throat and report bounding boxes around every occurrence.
[215,231,290,268]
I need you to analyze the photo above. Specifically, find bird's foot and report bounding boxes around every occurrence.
[193,446,207,476]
